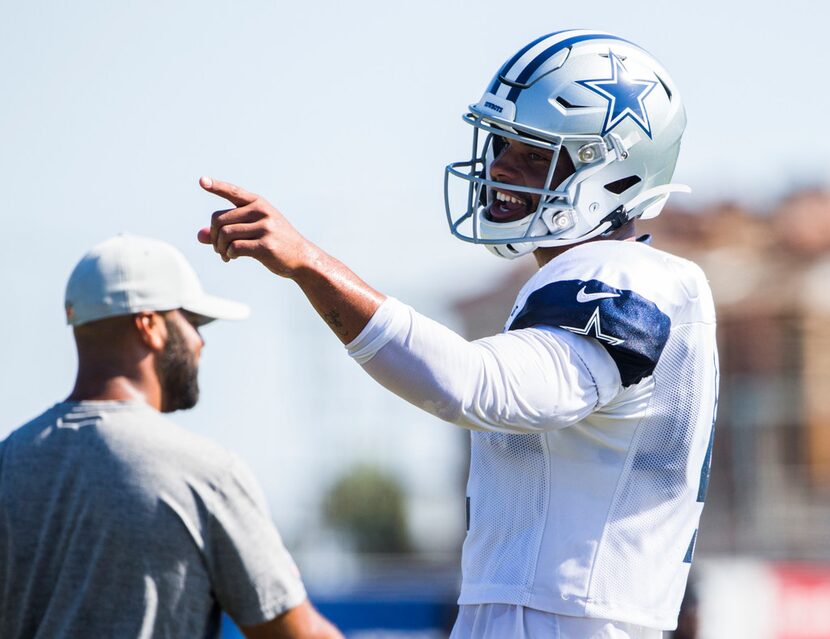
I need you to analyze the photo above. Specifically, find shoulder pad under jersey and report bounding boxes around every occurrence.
[508,278,671,387]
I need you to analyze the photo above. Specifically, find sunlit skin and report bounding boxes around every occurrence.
[486,137,564,224]
[487,136,636,267]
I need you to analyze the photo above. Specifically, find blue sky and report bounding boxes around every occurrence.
[1,0,826,553]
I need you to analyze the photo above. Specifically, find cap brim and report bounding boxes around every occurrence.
[183,294,250,326]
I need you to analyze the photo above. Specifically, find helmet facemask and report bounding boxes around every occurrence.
[445,112,633,259]
[443,31,690,259]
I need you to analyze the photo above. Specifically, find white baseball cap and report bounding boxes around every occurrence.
[64,234,250,326]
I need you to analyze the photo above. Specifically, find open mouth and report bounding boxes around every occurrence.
[487,190,534,222]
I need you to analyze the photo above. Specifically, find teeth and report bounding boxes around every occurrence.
[495,191,524,205]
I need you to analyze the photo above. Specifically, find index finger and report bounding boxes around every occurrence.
[199,176,258,207]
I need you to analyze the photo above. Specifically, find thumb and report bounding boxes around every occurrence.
[197,228,212,244]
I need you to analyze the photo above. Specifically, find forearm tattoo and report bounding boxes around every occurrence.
[323,309,348,336]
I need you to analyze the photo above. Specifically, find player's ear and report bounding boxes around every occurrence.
[133,312,167,352]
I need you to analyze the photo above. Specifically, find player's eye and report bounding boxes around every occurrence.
[492,135,510,156]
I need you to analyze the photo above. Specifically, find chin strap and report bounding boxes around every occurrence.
[628,183,691,220]
[600,205,628,231]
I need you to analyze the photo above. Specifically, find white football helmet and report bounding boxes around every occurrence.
[444,30,689,259]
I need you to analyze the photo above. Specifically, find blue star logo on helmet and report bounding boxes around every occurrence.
[576,51,658,139]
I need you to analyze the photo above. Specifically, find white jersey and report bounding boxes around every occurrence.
[346,239,718,631]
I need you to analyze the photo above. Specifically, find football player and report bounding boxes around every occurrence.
[199,30,718,639]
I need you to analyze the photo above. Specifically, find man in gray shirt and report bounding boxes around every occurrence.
[0,235,341,639]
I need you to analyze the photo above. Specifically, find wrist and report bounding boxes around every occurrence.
[289,243,330,283]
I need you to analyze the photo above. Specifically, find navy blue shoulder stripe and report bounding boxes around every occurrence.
[508,279,671,387]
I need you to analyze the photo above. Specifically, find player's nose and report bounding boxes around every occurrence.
[490,146,522,184]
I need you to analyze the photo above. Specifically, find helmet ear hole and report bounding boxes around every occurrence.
[604,175,642,195]
[551,147,575,190]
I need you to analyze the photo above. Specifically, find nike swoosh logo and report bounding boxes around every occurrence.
[576,286,620,303]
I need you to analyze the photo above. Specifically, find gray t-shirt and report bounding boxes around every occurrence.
[0,400,307,638]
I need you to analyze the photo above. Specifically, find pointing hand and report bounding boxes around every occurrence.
[197,177,315,278]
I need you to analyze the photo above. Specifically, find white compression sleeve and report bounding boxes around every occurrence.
[346,298,621,434]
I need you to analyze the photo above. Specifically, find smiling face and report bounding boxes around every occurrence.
[486,135,575,223]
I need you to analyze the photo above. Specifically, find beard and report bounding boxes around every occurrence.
[155,317,200,413]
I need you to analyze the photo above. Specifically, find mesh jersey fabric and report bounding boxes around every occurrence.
[0,400,306,639]
[346,239,717,631]
[460,241,718,630]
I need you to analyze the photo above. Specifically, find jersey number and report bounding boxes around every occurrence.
[697,358,719,503]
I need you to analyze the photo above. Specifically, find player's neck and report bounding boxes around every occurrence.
[68,357,163,410]
[67,375,156,406]
[532,222,637,269]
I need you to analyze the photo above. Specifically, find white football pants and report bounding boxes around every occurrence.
[450,604,664,639]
